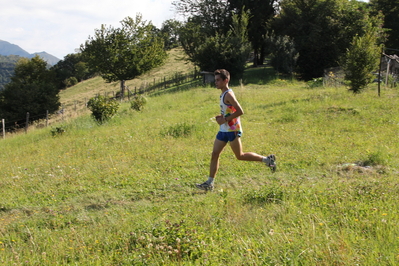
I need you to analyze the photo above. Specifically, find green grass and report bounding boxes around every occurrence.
[1,61,399,265]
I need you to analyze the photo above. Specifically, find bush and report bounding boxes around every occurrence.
[63,77,78,88]
[307,77,323,88]
[342,16,382,93]
[50,126,66,136]
[87,96,119,124]
[130,95,147,111]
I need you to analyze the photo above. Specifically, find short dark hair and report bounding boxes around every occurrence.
[214,69,230,81]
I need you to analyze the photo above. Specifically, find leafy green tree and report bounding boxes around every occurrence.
[179,11,251,78]
[81,14,167,96]
[0,56,60,122]
[273,0,368,80]
[370,0,399,51]
[51,53,93,90]
[160,19,183,50]
[175,0,250,78]
[342,15,383,93]
[269,35,298,75]
[173,0,231,35]
[228,0,278,66]
[0,55,21,90]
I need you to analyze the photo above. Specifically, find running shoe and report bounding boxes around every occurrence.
[265,154,276,172]
[196,182,214,191]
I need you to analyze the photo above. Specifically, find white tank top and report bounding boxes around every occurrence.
[219,89,242,133]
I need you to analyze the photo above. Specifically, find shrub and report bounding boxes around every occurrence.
[63,77,78,88]
[50,126,66,136]
[87,95,119,124]
[130,95,147,111]
[307,77,324,88]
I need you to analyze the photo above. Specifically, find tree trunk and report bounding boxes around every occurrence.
[120,80,125,99]
[253,50,258,67]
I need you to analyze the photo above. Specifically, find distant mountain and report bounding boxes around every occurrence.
[0,40,60,65]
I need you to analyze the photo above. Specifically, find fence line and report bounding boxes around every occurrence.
[1,70,204,139]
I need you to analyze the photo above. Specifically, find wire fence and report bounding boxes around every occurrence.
[1,70,205,139]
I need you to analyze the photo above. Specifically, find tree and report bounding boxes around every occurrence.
[179,11,251,78]
[51,53,93,90]
[0,56,60,122]
[160,19,183,50]
[173,0,232,35]
[370,0,399,51]
[228,0,278,66]
[342,15,383,93]
[273,0,369,80]
[0,55,21,90]
[269,35,298,75]
[175,0,250,78]
[81,14,167,96]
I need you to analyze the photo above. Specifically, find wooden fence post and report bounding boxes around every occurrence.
[1,119,5,139]
[46,110,49,127]
[25,112,29,134]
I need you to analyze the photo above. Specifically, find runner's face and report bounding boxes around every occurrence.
[215,75,227,89]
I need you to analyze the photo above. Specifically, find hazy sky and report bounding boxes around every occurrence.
[0,0,177,59]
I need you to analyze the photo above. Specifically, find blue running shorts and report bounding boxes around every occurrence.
[216,131,242,142]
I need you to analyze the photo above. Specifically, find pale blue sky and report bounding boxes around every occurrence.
[0,0,177,59]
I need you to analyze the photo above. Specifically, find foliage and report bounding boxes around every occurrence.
[130,94,147,111]
[269,35,298,75]
[179,10,251,78]
[306,77,324,88]
[273,0,370,80]
[87,95,120,124]
[0,55,21,90]
[173,0,231,35]
[370,0,399,51]
[160,19,183,50]
[228,0,278,66]
[81,14,168,95]
[51,53,93,90]
[342,15,382,93]
[63,76,78,88]
[0,56,60,122]
[50,125,66,136]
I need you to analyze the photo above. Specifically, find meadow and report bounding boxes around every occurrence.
[1,57,399,265]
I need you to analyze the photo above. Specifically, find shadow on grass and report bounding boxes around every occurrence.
[230,65,293,86]
[150,65,288,96]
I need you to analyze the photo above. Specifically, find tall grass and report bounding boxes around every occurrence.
[1,65,399,265]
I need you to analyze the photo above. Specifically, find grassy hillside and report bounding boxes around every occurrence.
[1,61,399,265]
[59,48,195,110]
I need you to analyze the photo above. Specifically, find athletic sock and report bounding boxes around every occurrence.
[206,177,214,185]
[262,157,268,163]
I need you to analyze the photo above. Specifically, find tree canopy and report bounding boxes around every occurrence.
[175,0,251,78]
[370,0,399,51]
[0,56,60,122]
[81,14,168,95]
[228,0,278,66]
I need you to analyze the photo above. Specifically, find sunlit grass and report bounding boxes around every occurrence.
[1,62,399,264]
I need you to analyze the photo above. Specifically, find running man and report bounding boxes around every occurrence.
[196,69,276,191]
